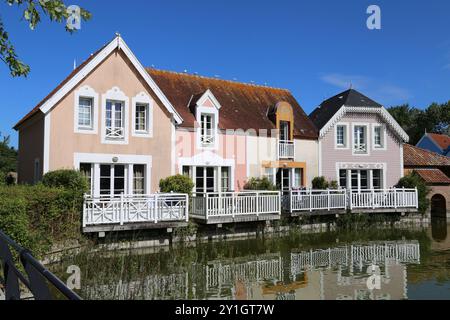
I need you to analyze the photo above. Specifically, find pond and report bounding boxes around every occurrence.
[51,222,450,300]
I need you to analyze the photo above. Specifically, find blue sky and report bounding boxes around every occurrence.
[1,0,450,147]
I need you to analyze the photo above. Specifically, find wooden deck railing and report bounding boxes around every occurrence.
[190,191,281,220]
[287,188,418,213]
[83,193,189,227]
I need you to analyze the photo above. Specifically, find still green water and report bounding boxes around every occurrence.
[52,222,450,300]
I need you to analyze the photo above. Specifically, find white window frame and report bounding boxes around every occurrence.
[334,122,349,149]
[132,92,153,138]
[74,85,98,134]
[196,106,219,150]
[74,153,152,197]
[101,87,129,145]
[352,123,370,156]
[372,124,387,150]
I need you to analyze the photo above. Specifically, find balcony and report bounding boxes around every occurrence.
[286,188,418,214]
[82,193,189,232]
[278,140,295,159]
[190,191,281,224]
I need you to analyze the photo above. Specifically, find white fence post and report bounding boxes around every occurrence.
[185,194,189,222]
[120,193,124,226]
[327,189,330,211]
[256,192,260,217]
[154,194,158,223]
[82,194,88,228]
[309,189,312,212]
[394,188,397,209]
[205,193,209,220]
[415,187,419,209]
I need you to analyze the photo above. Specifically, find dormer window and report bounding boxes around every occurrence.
[200,113,215,146]
[193,89,221,150]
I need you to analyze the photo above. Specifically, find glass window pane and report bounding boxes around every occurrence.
[221,167,229,192]
[100,165,111,195]
[114,165,125,195]
[78,97,92,127]
[339,170,347,188]
[196,167,204,193]
[133,165,145,195]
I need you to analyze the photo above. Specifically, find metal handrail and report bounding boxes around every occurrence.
[0,229,81,300]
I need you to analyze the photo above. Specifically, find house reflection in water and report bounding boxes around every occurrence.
[204,242,420,300]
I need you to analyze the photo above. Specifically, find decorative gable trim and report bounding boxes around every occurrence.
[38,35,183,124]
[319,105,409,142]
[196,89,222,110]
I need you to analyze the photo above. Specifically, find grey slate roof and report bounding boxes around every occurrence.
[309,89,383,130]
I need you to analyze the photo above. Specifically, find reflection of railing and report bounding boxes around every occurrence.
[286,188,418,213]
[278,140,295,159]
[83,193,189,227]
[0,229,81,300]
[290,242,420,276]
[83,273,189,300]
[206,256,283,290]
[190,191,281,220]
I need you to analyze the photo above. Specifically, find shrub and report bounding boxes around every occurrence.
[396,172,431,214]
[0,196,33,250]
[159,175,194,195]
[42,169,88,193]
[312,176,328,189]
[244,177,277,191]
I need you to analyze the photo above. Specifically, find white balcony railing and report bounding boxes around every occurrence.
[278,140,295,159]
[287,188,418,212]
[288,189,347,212]
[349,188,418,210]
[83,193,189,227]
[106,126,125,139]
[353,143,367,154]
[190,191,281,220]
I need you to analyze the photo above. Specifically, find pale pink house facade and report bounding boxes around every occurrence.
[310,89,409,190]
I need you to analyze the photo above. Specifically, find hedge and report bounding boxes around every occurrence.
[0,183,86,257]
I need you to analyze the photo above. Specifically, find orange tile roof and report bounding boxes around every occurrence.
[427,133,450,151]
[147,68,318,139]
[403,144,450,166]
[414,169,450,184]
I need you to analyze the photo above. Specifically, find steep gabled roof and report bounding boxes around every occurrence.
[309,89,382,130]
[414,169,450,184]
[427,133,450,151]
[404,144,450,167]
[147,68,318,139]
[309,89,408,142]
[14,35,183,130]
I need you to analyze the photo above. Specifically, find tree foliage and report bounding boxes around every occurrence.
[1,0,91,77]
[0,133,17,184]
[396,172,431,215]
[387,102,450,145]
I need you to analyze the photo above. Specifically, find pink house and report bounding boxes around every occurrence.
[310,89,409,190]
